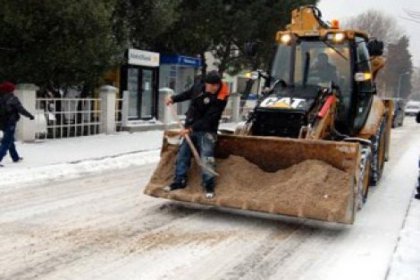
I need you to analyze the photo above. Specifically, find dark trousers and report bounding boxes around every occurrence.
[0,123,20,163]
[175,131,217,189]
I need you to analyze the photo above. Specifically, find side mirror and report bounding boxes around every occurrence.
[244,42,258,57]
[367,39,384,56]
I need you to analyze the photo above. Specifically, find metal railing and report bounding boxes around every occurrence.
[36,98,102,139]
[115,98,123,132]
[34,94,253,139]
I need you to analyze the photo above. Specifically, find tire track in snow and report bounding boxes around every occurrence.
[0,166,204,280]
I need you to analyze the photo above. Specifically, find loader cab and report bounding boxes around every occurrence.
[268,34,374,135]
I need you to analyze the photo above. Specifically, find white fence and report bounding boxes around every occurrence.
[34,96,124,140]
[35,98,102,139]
[16,85,255,142]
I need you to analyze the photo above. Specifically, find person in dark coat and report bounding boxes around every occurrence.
[311,53,338,83]
[0,81,34,167]
[163,71,230,199]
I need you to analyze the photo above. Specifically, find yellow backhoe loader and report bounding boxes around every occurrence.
[144,6,393,224]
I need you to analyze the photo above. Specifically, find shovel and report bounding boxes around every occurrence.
[168,104,219,177]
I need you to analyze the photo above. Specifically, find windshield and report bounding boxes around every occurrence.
[271,44,292,84]
[271,40,351,91]
[271,39,352,123]
[297,41,350,89]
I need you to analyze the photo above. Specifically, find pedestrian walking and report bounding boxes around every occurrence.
[0,81,35,167]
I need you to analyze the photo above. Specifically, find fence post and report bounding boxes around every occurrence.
[100,85,118,134]
[231,92,241,122]
[158,87,176,128]
[15,84,38,142]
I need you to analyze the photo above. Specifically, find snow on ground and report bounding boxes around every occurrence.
[387,163,420,280]
[0,121,420,280]
[0,130,163,188]
[1,130,163,168]
[0,123,234,188]
[386,117,420,280]
[387,198,420,279]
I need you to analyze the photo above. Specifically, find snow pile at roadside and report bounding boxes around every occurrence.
[0,149,160,189]
[0,130,163,169]
[387,197,420,280]
[0,130,164,188]
[0,124,237,188]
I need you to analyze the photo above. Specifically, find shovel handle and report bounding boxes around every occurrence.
[168,104,219,176]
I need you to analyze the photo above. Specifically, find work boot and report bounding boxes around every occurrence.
[163,179,187,192]
[203,184,215,199]
[205,191,215,199]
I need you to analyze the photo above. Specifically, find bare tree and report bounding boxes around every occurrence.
[398,9,420,100]
[344,10,409,98]
[404,9,420,100]
[344,10,402,43]
[411,67,420,100]
[403,9,420,24]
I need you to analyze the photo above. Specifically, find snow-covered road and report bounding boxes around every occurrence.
[0,120,419,280]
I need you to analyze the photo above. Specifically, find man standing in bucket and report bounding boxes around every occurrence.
[0,81,35,167]
[164,71,230,199]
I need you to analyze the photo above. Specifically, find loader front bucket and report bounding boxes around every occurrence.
[144,131,360,224]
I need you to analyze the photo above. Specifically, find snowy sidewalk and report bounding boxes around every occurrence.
[0,123,238,188]
[0,130,164,188]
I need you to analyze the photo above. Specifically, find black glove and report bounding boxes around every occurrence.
[29,115,35,120]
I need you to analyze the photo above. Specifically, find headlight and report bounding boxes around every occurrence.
[327,32,346,43]
[280,34,292,44]
[276,32,296,45]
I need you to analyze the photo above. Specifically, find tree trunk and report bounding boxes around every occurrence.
[200,52,207,77]
[217,43,232,76]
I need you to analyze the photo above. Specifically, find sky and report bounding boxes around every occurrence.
[318,0,420,67]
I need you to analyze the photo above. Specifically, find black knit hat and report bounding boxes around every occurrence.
[204,70,221,84]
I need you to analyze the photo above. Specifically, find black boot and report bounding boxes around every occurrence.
[13,157,23,163]
[163,178,187,192]
[203,183,215,199]
[415,183,420,200]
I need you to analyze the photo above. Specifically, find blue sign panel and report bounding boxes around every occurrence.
[161,55,202,68]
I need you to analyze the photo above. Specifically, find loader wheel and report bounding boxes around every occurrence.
[370,118,386,186]
[361,157,371,203]
[357,147,372,210]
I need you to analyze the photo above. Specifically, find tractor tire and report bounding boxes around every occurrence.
[356,146,372,210]
[369,117,386,186]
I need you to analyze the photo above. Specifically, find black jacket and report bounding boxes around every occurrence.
[0,92,34,127]
[172,81,229,133]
